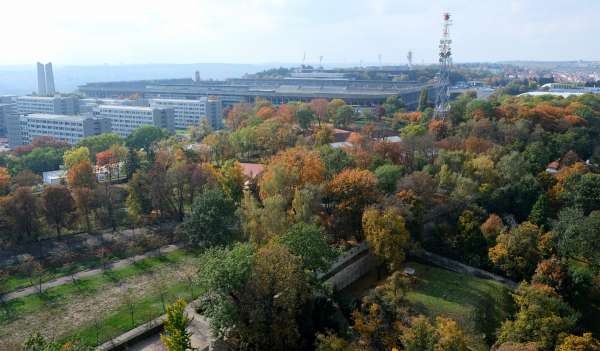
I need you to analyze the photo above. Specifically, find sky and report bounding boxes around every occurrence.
[2,0,599,66]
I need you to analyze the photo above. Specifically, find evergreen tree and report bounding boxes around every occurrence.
[418,88,429,112]
[161,299,192,351]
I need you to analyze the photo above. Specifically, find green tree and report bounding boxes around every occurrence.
[296,106,315,130]
[274,222,336,271]
[126,125,170,151]
[528,193,550,227]
[161,299,192,351]
[183,186,237,246]
[374,164,404,194]
[63,146,90,169]
[417,88,429,112]
[77,133,123,163]
[333,105,355,128]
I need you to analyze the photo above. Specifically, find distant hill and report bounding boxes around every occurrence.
[0,63,291,95]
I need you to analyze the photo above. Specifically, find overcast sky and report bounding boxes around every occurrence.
[2,0,599,65]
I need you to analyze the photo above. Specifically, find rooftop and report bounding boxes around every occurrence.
[24,113,91,122]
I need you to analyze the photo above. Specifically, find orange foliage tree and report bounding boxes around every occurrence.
[0,167,10,195]
[67,160,96,188]
[259,147,325,202]
[327,168,379,238]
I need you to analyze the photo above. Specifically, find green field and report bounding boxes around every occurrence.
[343,261,514,349]
[405,262,514,346]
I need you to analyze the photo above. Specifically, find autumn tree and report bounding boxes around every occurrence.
[42,185,75,235]
[63,146,90,169]
[480,213,505,243]
[555,333,600,351]
[309,98,328,126]
[67,160,96,188]
[237,243,311,350]
[72,187,96,233]
[259,147,325,203]
[3,187,39,242]
[497,283,578,350]
[362,207,411,271]
[489,221,542,279]
[327,169,379,238]
[0,167,10,195]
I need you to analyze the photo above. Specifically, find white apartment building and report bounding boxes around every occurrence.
[150,97,223,130]
[95,105,175,138]
[7,113,111,147]
[16,96,79,115]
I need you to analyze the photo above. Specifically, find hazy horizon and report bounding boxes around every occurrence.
[3,0,600,66]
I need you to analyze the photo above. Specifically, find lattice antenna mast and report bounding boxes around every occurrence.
[434,12,452,120]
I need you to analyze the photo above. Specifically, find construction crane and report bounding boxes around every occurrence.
[434,12,453,120]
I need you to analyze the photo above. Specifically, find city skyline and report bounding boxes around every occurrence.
[2,0,600,65]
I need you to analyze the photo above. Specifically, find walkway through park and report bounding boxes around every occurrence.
[1,243,183,302]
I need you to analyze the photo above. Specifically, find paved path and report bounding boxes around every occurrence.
[1,243,183,302]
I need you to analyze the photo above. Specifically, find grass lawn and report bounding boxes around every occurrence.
[342,261,514,349]
[0,249,193,324]
[67,280,198,347]
[405,262,514,345]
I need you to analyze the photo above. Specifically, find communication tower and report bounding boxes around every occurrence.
[434,12,452,120]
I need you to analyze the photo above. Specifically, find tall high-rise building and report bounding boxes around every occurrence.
[36,62,47,96]
[45,62,56,95]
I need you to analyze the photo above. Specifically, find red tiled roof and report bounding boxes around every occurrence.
[239,163,264,179]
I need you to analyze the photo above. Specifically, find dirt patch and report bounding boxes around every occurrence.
[0,257,197,346]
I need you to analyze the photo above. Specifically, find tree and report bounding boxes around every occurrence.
[77,133,123,161]
[556,333,600,351]
[528,194,550,227]
[489,222,541,279]
[125,147,141,179]
[72,187,96,233]
[259,147,325,203]
[333,105,355,128]
[183,186,237,246]
[553,207,600,271]
[42,185,75,236]
[497,283,578,350]
[362,207,411,271]
[274,222,337,271]
[309,98,328,126]
[12,170,42,187]
[480,214,506,243]
[197,243,255,338]
[218,160,245,203]
[327,168,379,238]
[0,167,10,195]
[296,106,315,130]
[67,160,96,188]
[161,299,192,351]
[237,243,311,350]
[63,146,90,169]
[374,164,404,194]
[4,187,39,242]
[417,88,429,112]
[126,125,170,151]
[562,173,600,214]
